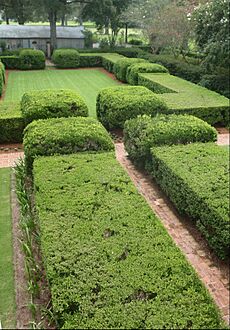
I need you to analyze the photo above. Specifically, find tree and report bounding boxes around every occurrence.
[82,0,134,47]
[193,0,229,68]
[0,0,36,25]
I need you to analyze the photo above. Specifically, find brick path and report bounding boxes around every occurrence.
[0,144,24,169]
[216,127,230,146]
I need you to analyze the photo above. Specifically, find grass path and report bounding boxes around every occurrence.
[4,69,120,117]
[0,168,15,328]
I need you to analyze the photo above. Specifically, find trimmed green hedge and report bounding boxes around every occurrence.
[21,89,88,124]
[79,54,102,67]
[0,55,19,69]
[151,143,230,259]
[52,49,80,68]
[124,114,217,166]
[18,49,45,70]
[126,63,168,85]
[138,73,230,126]
[33,152,224,329]
[101,53,126,73]
[0,102,25,143]
[24,117,114,169]
[96,86,168,129]
[114,58,147,82]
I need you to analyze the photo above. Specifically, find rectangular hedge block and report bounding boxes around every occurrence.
[124,114,217,166]
[0,102,25,143]
[23,117,114,170]
[34,152,224,329]
[138,73,229,126]
[96,86,168,129]
[150,143,230,259]
[52,49,80,68]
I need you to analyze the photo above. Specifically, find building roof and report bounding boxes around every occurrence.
[0,25,85,39]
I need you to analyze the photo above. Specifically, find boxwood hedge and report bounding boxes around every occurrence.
[0,55,20,69]
[79,54,102,67]
[33,152,224,329]
[150,143,230,259]
[124,114,217,166]
[18,49,45,70]
[21,89,88,124]
[52,49,80,68]
[96,86,168,129]
[114,58,147,82]
[0,102,25,143]
[138,73,230,126]
[23,117,114,169]
[0,61,5,96]
[126,63,168,85]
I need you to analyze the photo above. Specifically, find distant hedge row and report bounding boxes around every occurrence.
[33,152,224,329]
[0,49,45,70]
[0,61,5,96]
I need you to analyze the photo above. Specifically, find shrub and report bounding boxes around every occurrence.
[24,117,114,169]
[126,62,168,85]
[0,102,25,142]
[18,49,45,70]
[21,89,88,124]
[124,114,217,166]
[101,53,126,73]
[96,86,168,129]
[52,49,80,68]
[150,143,230,259]
[33,151,224,329]
[79,54,102,67]
[138,73,230,126]
[116,47,145,58]
[0,56,20,69]
[0,61,5,95]
[199,74,230,99]
[114,58,147,82]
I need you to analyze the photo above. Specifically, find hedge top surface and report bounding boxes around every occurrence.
[96,86,168,128]
[127,63,169,85]
[34,152,224,329]
[21,89,88,123]
[139,73,229,109]
[23,117,114,169]
[124,114,217,163]
[0,101,21,119]
[52,48,80,68]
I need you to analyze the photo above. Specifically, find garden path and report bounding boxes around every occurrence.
[0,130,229,324]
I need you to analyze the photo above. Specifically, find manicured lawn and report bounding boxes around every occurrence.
[4,69,120,117]
[0,168,16,328]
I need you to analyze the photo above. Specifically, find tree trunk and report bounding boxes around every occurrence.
[49,10,57,55]
[5,14,9,25]
[61,15,65,26]
[125,23,128,43]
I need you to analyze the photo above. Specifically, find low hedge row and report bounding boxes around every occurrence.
[24,117,114,170]
[150,143,230,259]
[0,49,45,70]
[126,62,168,85]
[21,89,88,124]
[79,54,102,67]
[199,74,230,99]
[0,102,25,142]
[138,73,230,126]
[96,86,168,129]
[33,152,224,329]
[101,53,126,73]
[114,58,147,82]
[124,114,217,166]
[52,49,80,68]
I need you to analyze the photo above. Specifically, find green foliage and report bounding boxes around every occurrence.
[116,47,145,58]
[52,49,80,68]
[101,53,126,73]
[138,73,230,126]
[0,56,20,69]
[21,89,88,124]
[193,0,229,69]
[124,114,217,166]
[33,152,224,329]
[96,86,168,129]
[23,117,114,170]
[114,58,147,82]
[126,62,168,85]
[79,54,102,67]
[0,102,24,143]
[150,143,230,259]
[18,49,45,70]
[199,74,230,99]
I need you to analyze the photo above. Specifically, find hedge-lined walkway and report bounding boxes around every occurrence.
[0,132,229,324]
